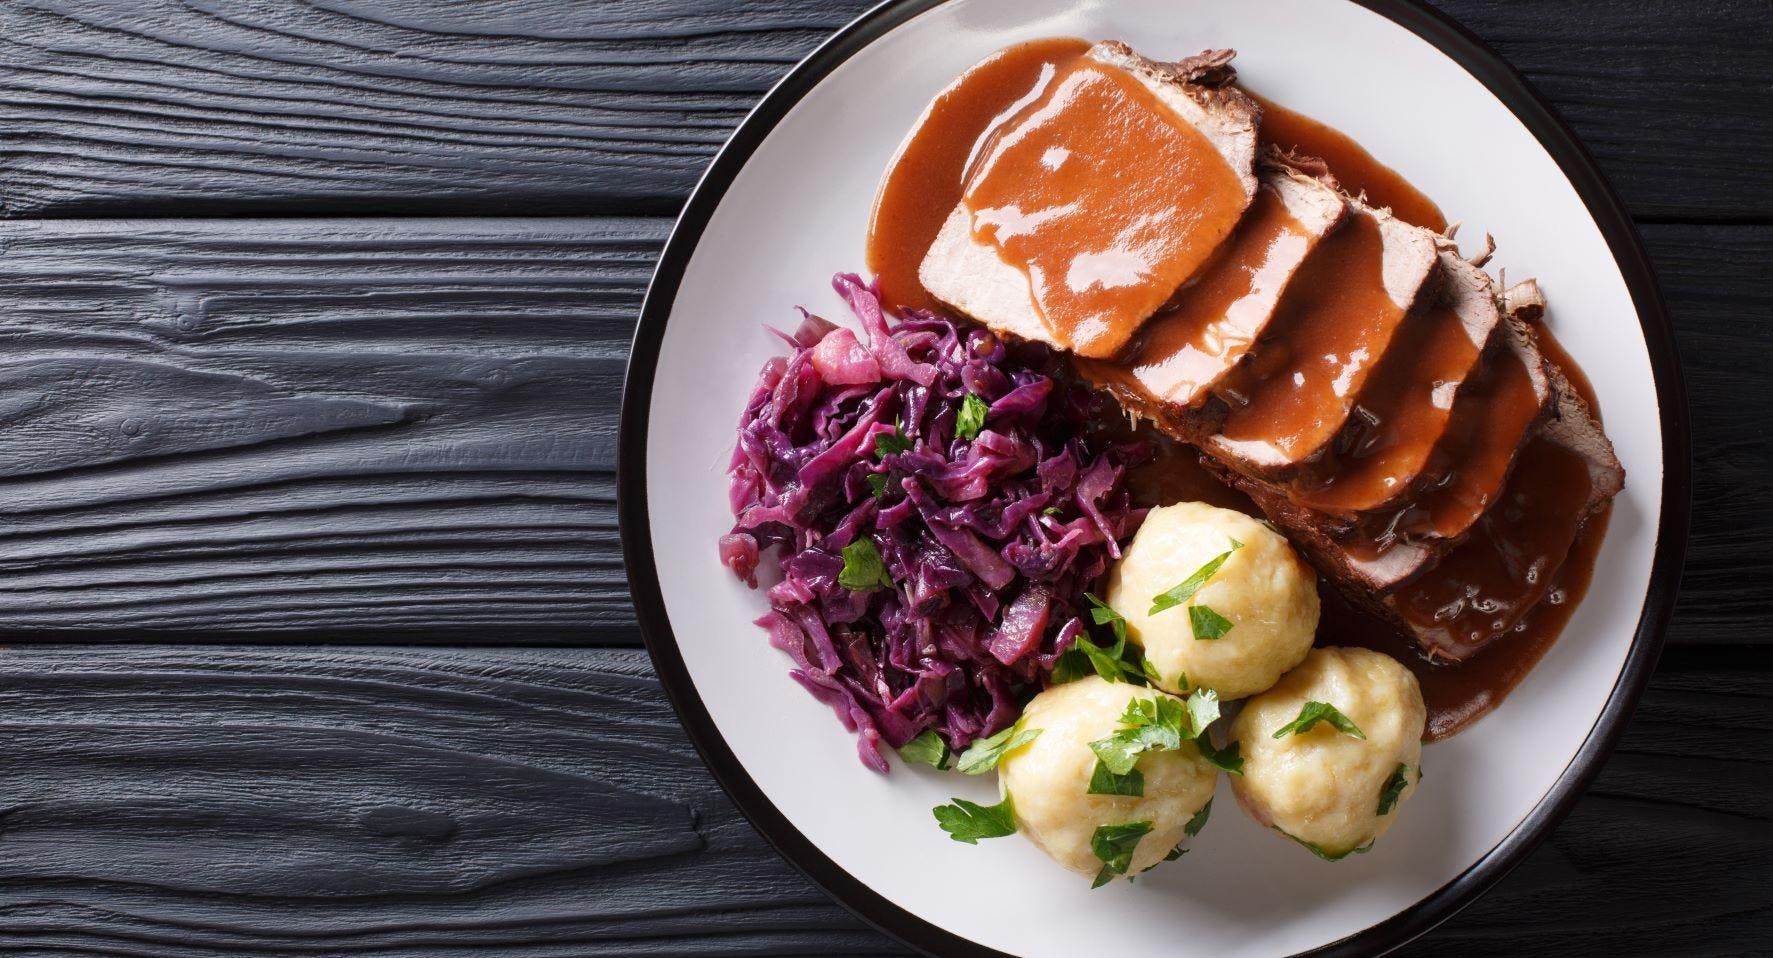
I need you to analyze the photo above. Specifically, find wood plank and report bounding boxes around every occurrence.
[0,218,1758,642]
[0,0,1766,220]
[0,217,658,641]
[0,645,1765,956]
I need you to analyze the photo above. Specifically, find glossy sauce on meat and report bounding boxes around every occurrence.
[1403,327,1546,542]
[867,37,1091,314]
[1291,293,1489,513]
[1080,185,1314,416]
[1213,209,1413,460]
[964,57,1249,355]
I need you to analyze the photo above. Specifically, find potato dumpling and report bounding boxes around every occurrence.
[1000,676,1217,880]
[1105,501,1318,699]
[1230,647,1426,859]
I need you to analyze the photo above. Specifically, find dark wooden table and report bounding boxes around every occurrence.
[0,1,1766,955]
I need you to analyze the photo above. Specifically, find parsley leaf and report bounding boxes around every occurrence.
[1149,539,1243,616]
[954,721,1041,775]
[864,472,889,499]
[837,538,892,591]
[934,795,1016,844]
[1090,820,1155,887]
[1188,604,1235,640]
[1272,701,1367,740]
[1140,655,1166,686]
[1278,828,1374,861]
[1377,763,1413,816]
[873,421,912,458]
[1184,798,1213,838]
[898,729,950,770]
[1194,736,1244,775]
[1087,761,1145,797]
[955,392,990,441]
[1162,844,1188,862]
[1048,646,1093,684]
[1085,593,1127,644]
[1185,687,1221,737]
[1089,695,1188,775]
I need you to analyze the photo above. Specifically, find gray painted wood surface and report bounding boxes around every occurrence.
[0,0,1766,955]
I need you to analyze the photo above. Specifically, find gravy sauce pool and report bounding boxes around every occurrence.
[1249,92,1447,232]
[873,40,1607,740]
[965,57,1249,356]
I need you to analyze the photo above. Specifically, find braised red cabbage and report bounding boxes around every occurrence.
[722,274,1146,771]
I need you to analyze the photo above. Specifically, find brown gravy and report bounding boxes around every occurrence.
[965,57,1249,356]
[1292,293,1486,513]
[867,37,1092,314]
[1078,183,1314,414]
[1249,91,1447,233]
[1214,208,1413,461]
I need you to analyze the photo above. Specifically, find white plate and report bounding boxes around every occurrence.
[620,1,1688,955]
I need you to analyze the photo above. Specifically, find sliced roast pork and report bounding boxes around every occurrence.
[1284,247,1506,515]
[1199,198,1440,477]
[1078,158,1347,427]
[1216,308,1553,595]
[919,43,1261,358]
[1374,356,1624,662]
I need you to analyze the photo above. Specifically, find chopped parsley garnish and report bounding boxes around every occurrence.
[1188,604,1235,640]
[837,538,892,591]
[864,472,889,498]
[1043,505,1063,516]
[1091,820,1155,887]
[1278,828,1374,861]
[1377,763,1413,816]
[1053,596,1147,685]
[1140,655,1166,686]
[1087,761,1145,797]
[1162,844,1188,863]
[873,421,912,457]
[954,721,1040,775]
[1194,736,1244,775]
[933,795,1016,844]
[1089,695,1189,775]
[1086,593,1128,644]
[1185,687,1221,736]
[1272,701,1367,740]
[955,392,990,441]
[1184,798,1212,838]
[1149,539,1243,616]
[898,729,950,770]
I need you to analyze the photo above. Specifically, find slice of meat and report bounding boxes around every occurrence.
[919,43,1260,358]
[1286,248,1505,515]
[1200,197,1440,476]
[1076,160,1347,426]
[1374,359,1624,662]
[1207,292,1553,595]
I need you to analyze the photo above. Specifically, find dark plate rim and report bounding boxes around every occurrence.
[618,1,1692,955]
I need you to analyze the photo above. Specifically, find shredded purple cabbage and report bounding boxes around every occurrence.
[721,273,1147,772]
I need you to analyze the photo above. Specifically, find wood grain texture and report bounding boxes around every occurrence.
[0,645,1765,957]
[0,217,657,640]
[0,0,1767,220]
[0,218,1758,642]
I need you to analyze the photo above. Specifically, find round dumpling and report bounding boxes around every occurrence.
[1230,647,1426,859]
[1105,501,1318,699]
[999,676,1218,881]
